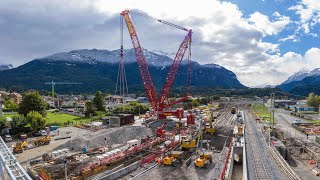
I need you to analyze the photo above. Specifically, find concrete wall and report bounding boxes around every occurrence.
[104,162,139,180]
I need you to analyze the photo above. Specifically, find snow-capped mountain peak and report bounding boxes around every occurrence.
[307,68,320,77]
[40,48,173,67]
[281,69,310,84]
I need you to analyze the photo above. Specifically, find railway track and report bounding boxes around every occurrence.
[214,109,233,127]
[250,110,300,180]
[245,112,270,180]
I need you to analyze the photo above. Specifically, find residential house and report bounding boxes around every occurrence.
[9,93,22,104]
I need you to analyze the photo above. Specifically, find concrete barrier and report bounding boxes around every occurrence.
[102,162,139,180]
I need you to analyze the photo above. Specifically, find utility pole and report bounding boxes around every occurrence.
[272,93,275,129]
[269,92,275,130]
[262,99,264,120]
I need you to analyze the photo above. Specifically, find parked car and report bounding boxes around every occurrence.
[40,130,48,136]
[4,135,12,142]
[33,130,48,137]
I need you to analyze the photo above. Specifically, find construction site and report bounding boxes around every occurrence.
[2,9,320,180]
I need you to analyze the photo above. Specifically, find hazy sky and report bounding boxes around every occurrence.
[0,0,319,87]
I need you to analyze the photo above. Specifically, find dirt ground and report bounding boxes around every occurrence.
[12,127,90,167]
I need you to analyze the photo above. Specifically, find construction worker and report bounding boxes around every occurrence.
[157,158,161,165]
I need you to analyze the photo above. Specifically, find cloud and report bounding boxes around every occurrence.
[289,0,320,34]
[248,12,291,36]
[279,35,300,42]
[0,0,317,88]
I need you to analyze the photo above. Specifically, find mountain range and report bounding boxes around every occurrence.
[0,48,245,94]
[278,68,320,96]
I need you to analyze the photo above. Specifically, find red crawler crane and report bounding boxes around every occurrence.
[121,10,192,119]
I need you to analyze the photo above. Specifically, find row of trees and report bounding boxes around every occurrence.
[182,96,220,109]
[1,91,48,131]
[113,102,149,115]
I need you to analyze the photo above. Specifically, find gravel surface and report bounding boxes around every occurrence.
[55,126,153,151]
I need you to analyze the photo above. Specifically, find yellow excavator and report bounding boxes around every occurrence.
[13,141,29,154]
[34,135,51,146]
[194,151,213,168]
[194,118,213,168]
[205,110,215,134]
[162,151,183,166]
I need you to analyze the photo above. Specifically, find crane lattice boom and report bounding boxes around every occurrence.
[121,10,192,118]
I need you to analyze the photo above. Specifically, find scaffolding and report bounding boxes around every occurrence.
[0,137,32,180]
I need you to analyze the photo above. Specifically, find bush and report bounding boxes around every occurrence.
[11,115,27,129]
[0,117,7,130]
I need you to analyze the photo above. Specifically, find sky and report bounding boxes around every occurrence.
[0,0,319,87]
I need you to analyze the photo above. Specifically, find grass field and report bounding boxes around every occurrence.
[46,112,90,126]
[3,113,17,118]
[3,112,90,127]
[252,104,277,124]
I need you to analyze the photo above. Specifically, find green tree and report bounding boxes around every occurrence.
[192,99,200,107]
[307,93,320,108]
[83,94,88,100]
[4,99,18,110]
[11,115,27,129]
[212,95,220,101]
[18,91,47,117]
[0,116,7,130]
[93,91,105,112]
[26,111,46,130]
[85,101,96,116]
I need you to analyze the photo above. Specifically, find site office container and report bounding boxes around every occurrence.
[109,114,134,127]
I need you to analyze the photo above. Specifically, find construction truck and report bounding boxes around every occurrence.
[13,141,29,154]
[162,151,183,166]
[181,136,196,151]
[205,110,215,134]
[194,151,213,168]
[34,135,51,146]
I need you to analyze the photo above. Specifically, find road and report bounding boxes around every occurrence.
[274,108,314,143]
